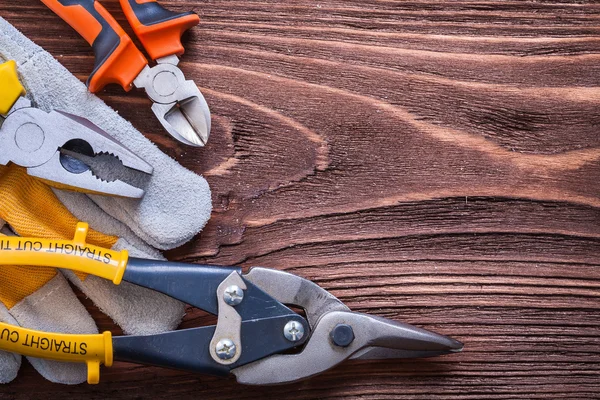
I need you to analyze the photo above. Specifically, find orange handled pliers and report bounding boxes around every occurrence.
[41,0,211,147]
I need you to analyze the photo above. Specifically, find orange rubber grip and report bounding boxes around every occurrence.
[119,0,199,61]
[41,0,148,92]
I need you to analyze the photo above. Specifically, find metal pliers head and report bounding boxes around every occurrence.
[0,97,153,198]
[0,60,152,198]
[39,0,211,147]
[133,55,211,147]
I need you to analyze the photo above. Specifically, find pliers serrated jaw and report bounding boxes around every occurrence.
[0,61,152,198]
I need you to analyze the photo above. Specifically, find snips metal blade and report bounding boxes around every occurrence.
[232,267,463,385]
[0,98,152,198]
[133,55,211,147]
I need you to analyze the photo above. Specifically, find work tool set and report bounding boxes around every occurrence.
[0,0,462,386]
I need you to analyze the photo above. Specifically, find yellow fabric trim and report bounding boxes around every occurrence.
[0,164,118,308]
[0,264,57,309]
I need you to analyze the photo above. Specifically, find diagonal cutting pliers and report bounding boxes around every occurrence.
[0,60,153,198]
[0,223,463,384]
[41,0,211,147]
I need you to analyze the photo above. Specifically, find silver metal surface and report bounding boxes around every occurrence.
[215,339,237,360]
[209,272,246,365]
[238,267,463,385]
[283,320,305,342]
[233,311,463,385]
[0,98,152,197]
[223,285,244,306]
[133,55,211,147]
[244,267,350,328]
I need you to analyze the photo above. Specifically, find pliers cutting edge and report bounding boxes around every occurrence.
[41,0,211,146]
[0,60,152,198]
[0,223,463,384]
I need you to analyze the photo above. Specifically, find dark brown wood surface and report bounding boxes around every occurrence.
[2,1,600,398]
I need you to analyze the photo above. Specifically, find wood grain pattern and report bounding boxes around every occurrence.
[1,0,600,398]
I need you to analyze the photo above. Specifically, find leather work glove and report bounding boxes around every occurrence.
[0,18,213,384]
[0,164,187,384]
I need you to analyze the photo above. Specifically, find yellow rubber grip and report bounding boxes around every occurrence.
[0,322,112,384]
[0,60,26,115]
[0,222,128,285]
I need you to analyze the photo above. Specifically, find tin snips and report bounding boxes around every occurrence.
[0,223,464,384]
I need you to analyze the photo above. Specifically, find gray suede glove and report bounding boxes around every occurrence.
[0,17,212,384]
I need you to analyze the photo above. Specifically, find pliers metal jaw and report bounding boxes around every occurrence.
[133,55,211,146]
[0,97,153,198]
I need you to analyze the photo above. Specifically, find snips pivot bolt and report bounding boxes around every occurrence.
[223,285,244,306]
[284,321,305,342]
[330,324,355,347]
[215,339,237,360]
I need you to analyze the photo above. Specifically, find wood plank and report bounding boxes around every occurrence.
[1,0,599,398]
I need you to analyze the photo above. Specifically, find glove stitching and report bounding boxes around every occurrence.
[10,276,63,321]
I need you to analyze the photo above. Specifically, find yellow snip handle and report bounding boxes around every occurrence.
[0,60,26,115]
[0,322,112,384]
[0,221,126,383]
[0,222,128,285]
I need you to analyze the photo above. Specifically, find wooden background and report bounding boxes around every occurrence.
[2,0,600,398]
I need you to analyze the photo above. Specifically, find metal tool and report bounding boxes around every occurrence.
[0,60,153,198]
[40,0,211,146]
[0,223,463,384]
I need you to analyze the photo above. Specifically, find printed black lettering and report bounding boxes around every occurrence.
[79,342,87,355]
[30,335,40,348]
[64,244,74,255]
[86,249,96,260]
[62,341,72,354]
